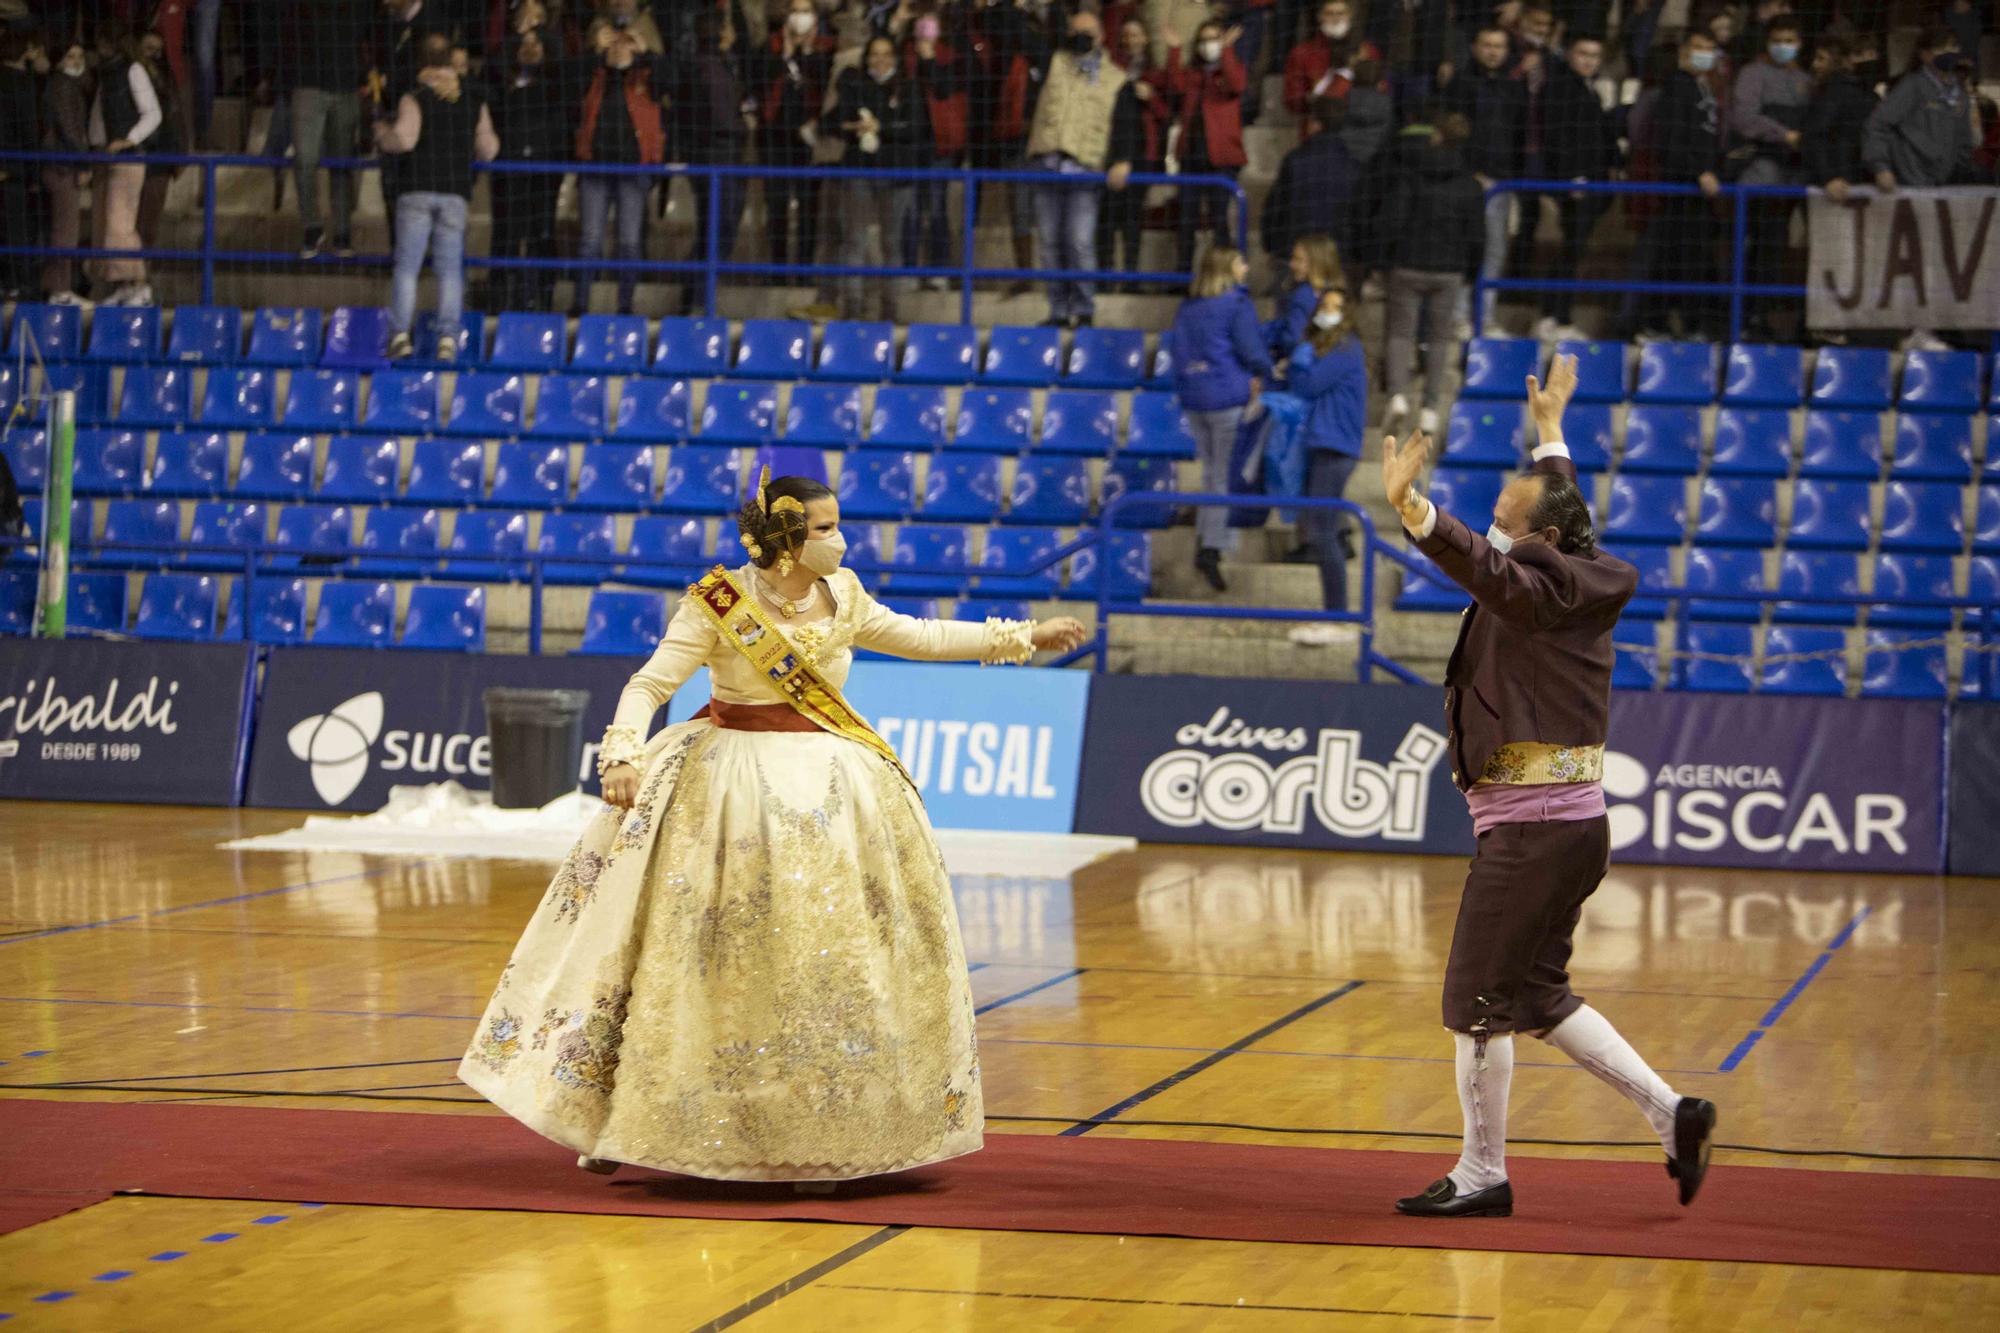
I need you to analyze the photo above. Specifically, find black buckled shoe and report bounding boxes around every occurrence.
[1666,1097,1717,1206]
[1395,1177,1513,1218]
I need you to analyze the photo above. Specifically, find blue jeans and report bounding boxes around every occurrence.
[577,174,651,314]
[1186,407,1244,552]
[1300,451,1359,610]
[194,0,223,146]
[1035,178,1100,322]
[391,192,468,336]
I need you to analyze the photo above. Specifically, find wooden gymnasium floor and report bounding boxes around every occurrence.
[2,800,1996,1331]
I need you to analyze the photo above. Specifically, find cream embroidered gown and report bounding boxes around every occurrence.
[459,566,1035,1181]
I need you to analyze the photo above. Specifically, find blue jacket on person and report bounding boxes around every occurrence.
[1288,335,1368,457]
[1265,281,1319,363]
[1171,287,1273,412]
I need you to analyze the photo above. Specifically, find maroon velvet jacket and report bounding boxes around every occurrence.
[1413,449,1637,793]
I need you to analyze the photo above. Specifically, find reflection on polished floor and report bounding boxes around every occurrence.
[2,801,1996,1330]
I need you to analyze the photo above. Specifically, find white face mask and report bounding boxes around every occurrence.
[1323,20,1350,39]
[800,531,847,576]
[787,11,817,36]
[1198,39,1223,64]
[1312,310,1342,330]
[1485,524,1514,554]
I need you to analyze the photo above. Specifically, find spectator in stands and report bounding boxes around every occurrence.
[1023,7,1132,329]
[1731,14,1809,338]
[586,0,666,55]
[1231,0,1271,126]
[960,0,1046,296]
[758,0,834,279]
[1285,285,1367,645]
[825,35,925,321]
[376,33,500,360]
[1172,244,1270,593]
[1536,30,1619,341]
[1505,3,1558,65]
[376,0,462,215]
[133,29,182,263]
[1734,0,1795,68]
[1260,99,1354,290]
[1364,0,1453,117]
[488,24,569,312]
[1168,19,1246,275]
[88,26,164,308]
[1268,228,1341,362]
[1380,110,1483,436]
[673,11,752,316]
[1620,28,1724,342]
[1501,10,1559,326]
[571,22,664,316]
[1099,15,1171,281]
[1440,25,1525,329]
[1282,0,1377,131]
[1805,33,1878,200]
[0,32,41,301]
[41,41,89,304]
[192,0,221,147]
[905,9,967,292]
[1340,55,1392,166]
[287,0,371,260]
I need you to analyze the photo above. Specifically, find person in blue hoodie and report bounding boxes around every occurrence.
[1284,286,1368,646]
[1172,245,1272,593]
[1267,232,1344,362]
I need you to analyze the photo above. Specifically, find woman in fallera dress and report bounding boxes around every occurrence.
[459,473,1087,1185]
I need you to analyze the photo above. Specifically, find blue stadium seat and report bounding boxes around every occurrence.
[1602,475,1688,545]
[232,432,316,500]
[12,500,93,559]
[1547,402,1613,472]
[1878,480,1966,553]
[1619,545,1675,620]
[836,451,918,519]
[398,584,485,652]
[269,504,354,567]
[146,430,228,497]
[1991,354,2000,409]
[446,372,527,436]
[955,598,1033,623]
[1008,454,1092,525]
[1100,455,1178,528]
[1786,479,1873,551]
[1967,554,2000,610]
[312,581,397,647]
[66,570,128,634]
[1772,551,1863,624]
[403,439,487,506]
[1682,547,1768,622]
[1633,342,1719,404]
[979,526,1063,596]
[1065,327,1146,389]
[0,428,43,493]
[1975,484,2000,554]
[1678,622,1756,692]
[1810,346,1893,409]
[133,573,220,640]
[9,303,82,361]
[358,367,444,433]
[897,323,978,383]
[488,442,571,509]
[572,445,656,510]
[733,319,811,379]
[658,445,741,513]
[1760,627,1848,696]
[100,499,180,569]
[528,373,609,439]
[48,364,114,424]
[1619,406,1703,474]
[537,512,619,584]
[246,307,323,367]
[865,386,949,450]
[1068,531,1151,601]
[578,590,666,655]
[1123,392,1199,459]
[282,368,360,431]
[1887,413,1973,481]
[443,510,529,580]
[488,312,569,371]
[1428,468,1505,526]
[1709,407,1792,476]
[783,383,864,447]
[953,389,1034,453]
[750,444,830,485]
[1897,348,1981,411]
[361,507,443,577]
[165,306,240,363]
[1798,410,1884,478]
[1442,403,1523,468]
[185,501,267,571]
[117,365,192,427]
[86,307,161,364]
[1612,634,1658,690]
[922,454,1006,521]
[1860,630,1949,699]
[1038,390,1119,456]
[1459,338,1537,399]
[1693,477,1779,547]
[814,321,894,381]
[653,317,730,378]
[320,306,393,369]
[1144,331,1176,389]
[196,366,278,429]
[1871,552,1957,629]
[889,524,975,595]
[1557,340,1627,403]
[623,515,710,586]
[700,381,780,444]
[1721,344,1804,407]
[1395,564,1470,612]
[571,314,650,374]
[843,522,886,573]
[611,376,693,441]
[412,310,485,367]
[0,364,17,421]
[982,325,1062,386]
[73,428,144,495]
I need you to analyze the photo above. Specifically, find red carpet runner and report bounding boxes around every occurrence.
[5,1100,1997,1274]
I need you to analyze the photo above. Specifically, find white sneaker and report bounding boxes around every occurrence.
[436,334,459,364]
[47,290,83,306]
[123,284,154,307]
[1417,407,1439,435]
[1452,318,1474,341]
[1534,316,1561,343]
[1554,323,1589,344]
[1288,623,1359,647]
[1385,393,1410,430]
[1902,330,1949,352]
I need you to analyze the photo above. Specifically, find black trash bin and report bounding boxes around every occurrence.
[483,687,592,809]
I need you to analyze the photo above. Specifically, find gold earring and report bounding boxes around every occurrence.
[776,552,796,578]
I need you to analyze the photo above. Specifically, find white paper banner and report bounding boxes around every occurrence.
[1807,187,2000,330]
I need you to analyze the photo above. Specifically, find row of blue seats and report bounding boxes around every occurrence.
[1443,402,1993,481]
[0,371,1200,455]
[4,441,1182,527]
[1465,339,1998,413]
[1611,623,1984,700]
[4,305,1170,389]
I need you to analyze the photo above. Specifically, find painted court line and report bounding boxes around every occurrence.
[9,1207,320,1320]
[1718,907,1872,1072]
[973,968,1086,1016]
[0,868,403,946]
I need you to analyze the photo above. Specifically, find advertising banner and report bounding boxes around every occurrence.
[1947,704,2000,877]
[1807,187,2000,330]
[247,648,649,812]
[0,637,253,805]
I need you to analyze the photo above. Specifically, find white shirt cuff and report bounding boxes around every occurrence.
[1410,497,1438,540]
[1530,439,1570,462]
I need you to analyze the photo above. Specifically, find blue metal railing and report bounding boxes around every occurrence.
[0,150,1248,320]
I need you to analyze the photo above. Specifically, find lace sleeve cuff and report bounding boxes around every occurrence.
[597,724,646,775]
[983,617,1036,666]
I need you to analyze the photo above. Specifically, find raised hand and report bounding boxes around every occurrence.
[1526,352,1577,427]
[1381,428,1432,511]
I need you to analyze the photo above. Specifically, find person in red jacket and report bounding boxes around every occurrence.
[1281,0,1379,135]
[757,0,836,276]
[1098,15,1173,278]
[571,26,667,316]
[904,11,968,291]
[1168,20,1247,273]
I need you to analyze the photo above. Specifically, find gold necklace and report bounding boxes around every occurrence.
[753,570,817,619]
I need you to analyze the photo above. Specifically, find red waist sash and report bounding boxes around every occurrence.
[690,698,824,734]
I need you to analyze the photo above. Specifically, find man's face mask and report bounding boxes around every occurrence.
[1486,523,1516,554]
[1689,48,1718,73]
[1770,41,1799,64]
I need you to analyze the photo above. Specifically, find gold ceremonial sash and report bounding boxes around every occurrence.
[1477,742,1606,786]
[686,566,920,796]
